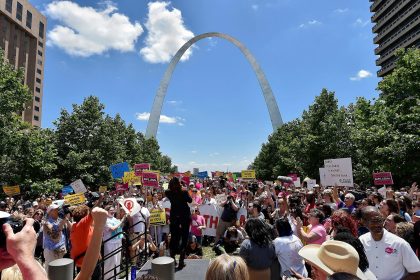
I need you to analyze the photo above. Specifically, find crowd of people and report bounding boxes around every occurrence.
[0,176,420,280]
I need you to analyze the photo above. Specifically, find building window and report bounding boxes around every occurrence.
[36,78,41,83]
[35,87,40,93]
[37,59,42,66]
[38,41,43,48]
[34,106,40,112]
[36,69,41,75]
[39,22,44,39]
[26,11,32,29]
[5,0,12,13]
[16,2,22,21]
[34,115,39,121]
[37,50,42,56]
[34,96,40,102]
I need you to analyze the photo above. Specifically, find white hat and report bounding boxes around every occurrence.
[299,240,366,280]
[46,204,59,214]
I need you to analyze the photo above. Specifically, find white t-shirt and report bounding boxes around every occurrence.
[359,229,420,280]
[273,235,307,277]
[132,207,150,233]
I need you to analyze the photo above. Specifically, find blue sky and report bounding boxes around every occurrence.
[32,0,380,173]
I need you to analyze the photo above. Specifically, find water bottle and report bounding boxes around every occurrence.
[131,266,137,280]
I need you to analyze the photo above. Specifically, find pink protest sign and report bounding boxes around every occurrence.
[115,183,129,192]
[142,172,159,188]
[134,163,150,176]
[373,172,393,185]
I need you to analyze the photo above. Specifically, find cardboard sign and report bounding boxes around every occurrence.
[323,158,354,187]
[319,168,327,186]
[3,186,20,196]
[99,186,107,193]
[109,162,130,179]
[197,171,208,179]
[134,163,150,176]
[142,172,159,188]
[70,179,87,194]
[307,179,316,190]
[64,193,86,205]
[149,209,166,225]
[241,170,256,179]
[373,172,393,185]
[62,185,73,195]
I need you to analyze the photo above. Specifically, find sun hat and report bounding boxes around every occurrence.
[46,203,59,214]
[299,240,366,280]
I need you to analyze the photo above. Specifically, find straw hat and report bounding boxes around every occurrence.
[299,240,366,280]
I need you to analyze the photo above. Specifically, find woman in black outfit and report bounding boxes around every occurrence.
[165,177,192,269]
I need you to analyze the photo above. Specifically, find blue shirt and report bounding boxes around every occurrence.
[43,217,66,250]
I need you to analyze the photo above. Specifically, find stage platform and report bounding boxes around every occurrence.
[137,259,210,280]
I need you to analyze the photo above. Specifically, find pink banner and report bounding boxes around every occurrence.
[115,183,129,192]
[142,172,159,188]
[134,163,150,176]
[373,172,393,185]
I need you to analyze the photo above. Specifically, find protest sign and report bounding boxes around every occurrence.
[307,179,316,190]
[162,183,169,190]
[115,183,129,192]
[373,172,393,186]
[198,204,219,237]
[319,168,327,186]
[134,163,150,176]
[323,158,354,187]
[149,209,166,225]
[123,171,141,184]
[70,179,87,194]
[181,176,190,186]
[377,186,386,198]
[109,162,130,179]
[214,194,227,205]
[241,170,256,179]
[142,172,159,188]
[294,177,301,188]
[64,193,86,205]
[62,185,73,195]
[120,198,140,217]
[197,171,208,179]
[99,186,107,193]
[3,186,20,196]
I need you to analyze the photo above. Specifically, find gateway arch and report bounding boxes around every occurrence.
[145,32,283,139]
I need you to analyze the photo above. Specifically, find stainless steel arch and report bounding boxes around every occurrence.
[145,32,283,139]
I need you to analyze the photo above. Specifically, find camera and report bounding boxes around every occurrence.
[86,192,100,208]
[0,216,24,248]
[58,204,72,219]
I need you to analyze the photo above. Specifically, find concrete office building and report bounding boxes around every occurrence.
[370,0,420,77]
[0,0,46,126]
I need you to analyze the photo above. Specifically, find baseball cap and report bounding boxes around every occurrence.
[32,201,39,207]
[46,204,59,214]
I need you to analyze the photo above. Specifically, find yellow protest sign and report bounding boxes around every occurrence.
[241,170,256,179]
[123,171,136,184]
[215,171,224,177]
[99,186,107,193]
[149,208,166,225]
[3,186,20,196]
[64,193,86,206]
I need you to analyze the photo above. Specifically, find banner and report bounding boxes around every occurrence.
[319,168,327,186]
[241,170,256,179]
[323,158,353,187]
[70,179,87,194]
[149,209,166,225]
[62,185,73,195]
[142,172,159,188]
[3,186,20,196]
[110,162,130,179]
[134,163,150,176]
[373,172,393,186]
[197,171,208,179]
[64,193,86,205]
[99,186,107,193]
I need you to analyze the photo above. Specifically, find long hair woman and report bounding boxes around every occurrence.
[165,177,192,269]
[239,218,276,280]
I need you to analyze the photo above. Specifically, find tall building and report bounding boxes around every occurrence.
[370,0,420,77]
[0,0,46,126]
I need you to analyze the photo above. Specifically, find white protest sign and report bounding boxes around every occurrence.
[70,179,87,194]
[377,186,386,198]
[307,179,316,190]
[119,198,140,217]
[294,177,301,188]
[323,158,354,187]
[198,204,219,237]
[319,168,327,186]
[214,194,227,205]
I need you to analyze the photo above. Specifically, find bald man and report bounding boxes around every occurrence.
[359,207,420,280]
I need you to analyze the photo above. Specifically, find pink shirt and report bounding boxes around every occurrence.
[308,224,327,245]
[190,215,205,237]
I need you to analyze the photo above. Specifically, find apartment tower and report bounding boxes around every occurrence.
[370,0,420,77]
[0,0,46,126]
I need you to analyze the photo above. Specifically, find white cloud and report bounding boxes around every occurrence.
[135,112,185,125]
[251,4,259,11]
[299,20,321,29]
[354,18,370,27]
[350,69,372,81]
[191,150,197,154]
[167,100,183,105]
[45,1,143,57]
[140,1,194,63]
[209,152,220,157]
[334,8,349,13]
